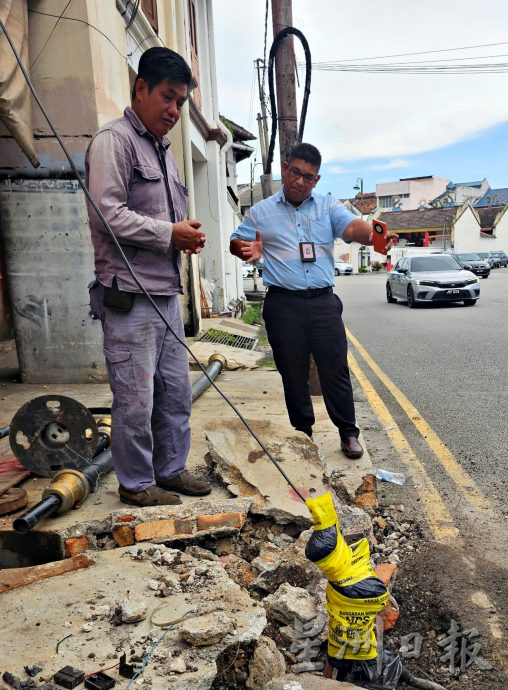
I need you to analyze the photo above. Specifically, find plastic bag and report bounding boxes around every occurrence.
[305,492,388,662]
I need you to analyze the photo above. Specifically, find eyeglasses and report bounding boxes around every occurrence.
[288,166,318,184]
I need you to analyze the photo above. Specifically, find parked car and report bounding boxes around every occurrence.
[449,252,490,278]
[242,262,254,278]
[334,259,353,276]
[476,252,497,268]
[386,254,480,308]
[490,250,508,268]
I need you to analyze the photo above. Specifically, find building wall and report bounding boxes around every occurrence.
[377,177,449,211]
[452,206,483,252]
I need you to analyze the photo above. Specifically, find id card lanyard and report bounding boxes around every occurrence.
[292,204,316,262]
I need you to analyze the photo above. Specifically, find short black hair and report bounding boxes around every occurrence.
[132,47,195,100]
[287,142,322,169]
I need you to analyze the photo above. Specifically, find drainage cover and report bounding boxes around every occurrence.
[198,329,258,351]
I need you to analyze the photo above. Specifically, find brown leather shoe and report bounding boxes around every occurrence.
[341,437,364,459]
[119,484,182,506]
[156,470,212,496]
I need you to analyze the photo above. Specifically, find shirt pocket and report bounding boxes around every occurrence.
[130,164,165,214]
[169,174,189,220]
[308,211,332,246]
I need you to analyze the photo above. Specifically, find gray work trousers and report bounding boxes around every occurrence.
[90,282,191,491]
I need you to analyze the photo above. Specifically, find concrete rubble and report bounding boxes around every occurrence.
[0,329,394,689]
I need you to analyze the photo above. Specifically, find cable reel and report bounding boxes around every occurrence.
[9,395,99,478]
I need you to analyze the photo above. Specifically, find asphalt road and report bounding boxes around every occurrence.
[336,269,508,508]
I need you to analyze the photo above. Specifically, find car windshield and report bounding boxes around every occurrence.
[410,256,461,272]
[492,251,505,256]
[476,253,488,258]
[456,253,481,261]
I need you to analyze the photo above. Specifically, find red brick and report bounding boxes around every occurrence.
[375,563,398,586]
[135,520,176,541]
[117,514,136,523]
[196,512,245,531]
[355,474,377,510]
[65,536,89,557]
[112,525,135,547]
[174,519,193,535]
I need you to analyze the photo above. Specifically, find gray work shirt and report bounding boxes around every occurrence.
[85,107,188,295]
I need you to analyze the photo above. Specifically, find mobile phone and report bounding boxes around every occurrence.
[372,220,389,255]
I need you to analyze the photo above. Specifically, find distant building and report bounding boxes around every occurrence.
[376,176,449,211]
[431,179,489,207]
[239,179,283,215]
[475,187,508,207]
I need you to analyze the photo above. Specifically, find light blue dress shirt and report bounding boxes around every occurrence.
[231,187,357,289]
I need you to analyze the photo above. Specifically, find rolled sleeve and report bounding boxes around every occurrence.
[86,130,172,254]
[330,198,358,241]
[230,209,258,242]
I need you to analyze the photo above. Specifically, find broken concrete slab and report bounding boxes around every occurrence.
[0,546,267,690]
[206,419,328,525]
[189,341,264,370]
[264,675,361,690]
[263,582,318,625]
[246,636,286,690]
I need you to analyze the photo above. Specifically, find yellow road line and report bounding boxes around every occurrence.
[348,353,459,541]
[347,329,491,511]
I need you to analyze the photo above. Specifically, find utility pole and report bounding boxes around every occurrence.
[255,58,273,199]
[271,0,298,163]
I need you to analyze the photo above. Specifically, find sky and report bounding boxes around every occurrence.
[213,0,508,199]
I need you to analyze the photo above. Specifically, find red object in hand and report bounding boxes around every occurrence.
[372,219,389,255]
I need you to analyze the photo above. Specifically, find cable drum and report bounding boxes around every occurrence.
[9,395,99,477]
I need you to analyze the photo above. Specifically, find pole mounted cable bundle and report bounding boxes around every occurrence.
[265,27,312,175]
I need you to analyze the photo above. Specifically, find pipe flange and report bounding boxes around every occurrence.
[9,395,99,477]
[43,468,90,513]
[208,353,227,368]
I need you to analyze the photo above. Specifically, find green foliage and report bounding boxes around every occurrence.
[242,304,262,325]
[206,328,238,346]
[359,265,369,273]
[371,261,384,271]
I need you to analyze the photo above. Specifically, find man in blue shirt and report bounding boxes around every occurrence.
[230,143,395,459]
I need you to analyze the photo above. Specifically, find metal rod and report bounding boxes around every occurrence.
[12,493,61,534]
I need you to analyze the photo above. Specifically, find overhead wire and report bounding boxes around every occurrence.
[30,0,73,70]
[0,17,307,504]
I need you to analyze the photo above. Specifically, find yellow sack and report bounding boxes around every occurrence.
[306,492,388,661]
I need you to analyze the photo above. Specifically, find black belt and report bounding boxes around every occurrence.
[267,286,333,298]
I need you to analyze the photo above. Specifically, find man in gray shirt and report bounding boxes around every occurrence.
[85,47,211,506]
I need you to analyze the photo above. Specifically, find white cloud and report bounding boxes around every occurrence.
[327,164,349,174]
[213,0,508,170]
[367,158,413,171]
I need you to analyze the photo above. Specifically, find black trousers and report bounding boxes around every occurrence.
[262,289,359,440]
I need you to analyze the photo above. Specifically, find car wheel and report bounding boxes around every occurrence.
[463,299,477,306]
[386,283,396,303]
[334,268,339,276]
[407,286,416,308]
[482,275,489,279]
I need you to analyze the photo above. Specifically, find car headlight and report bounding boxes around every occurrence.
[463,263,472,269]
[418,280,439,287]
[465,278,478,285]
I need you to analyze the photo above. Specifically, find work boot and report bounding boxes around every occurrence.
[118,484,182,506]
[156,470,212,496]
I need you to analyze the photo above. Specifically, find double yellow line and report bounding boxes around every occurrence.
[346,328,491,542]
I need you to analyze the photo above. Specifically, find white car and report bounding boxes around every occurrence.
[242,262,254,278]
[334,259,353,276]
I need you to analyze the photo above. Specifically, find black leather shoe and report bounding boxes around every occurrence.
[341,437,364,459]
[119,484,182,506]
[156,470,212,496]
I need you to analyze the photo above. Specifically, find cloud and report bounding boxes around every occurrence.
[327,164,349,174]
[213,0,508,175]
[367,158,413,171]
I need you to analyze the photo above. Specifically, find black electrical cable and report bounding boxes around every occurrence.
[265,27,311,175]
[0,18,306,504]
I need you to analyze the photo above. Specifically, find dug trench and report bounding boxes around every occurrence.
[0,379,506,689]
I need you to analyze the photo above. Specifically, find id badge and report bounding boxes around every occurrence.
[299,241,316,262]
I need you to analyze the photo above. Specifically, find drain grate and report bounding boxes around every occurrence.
[198,329,258,351]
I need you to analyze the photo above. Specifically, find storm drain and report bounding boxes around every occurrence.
[198,329,258,350]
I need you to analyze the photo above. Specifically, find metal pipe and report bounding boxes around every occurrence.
[0,426,10,439]
[12,358,224,533]
[192,354,226,401]
[12,493,61,534]
[12,448,112,534]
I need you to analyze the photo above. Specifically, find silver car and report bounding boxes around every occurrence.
[386,254,480,308]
